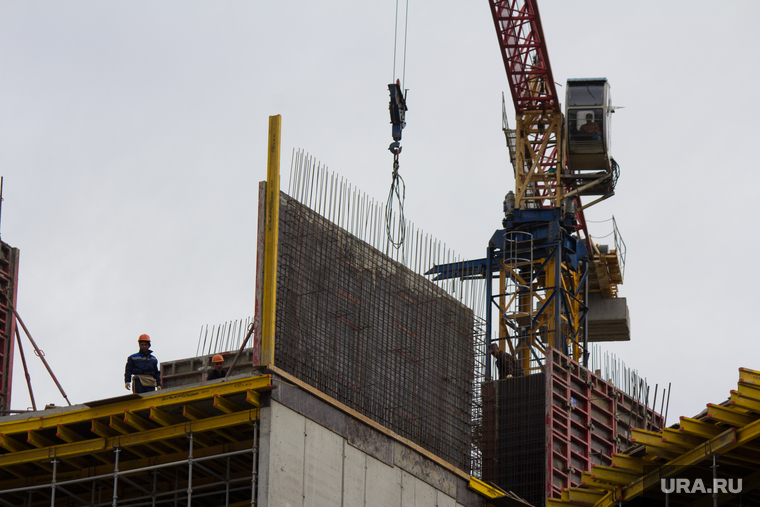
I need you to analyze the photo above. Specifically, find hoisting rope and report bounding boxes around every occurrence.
[386,0,410,249]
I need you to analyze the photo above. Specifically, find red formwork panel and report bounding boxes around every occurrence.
[0,242,19,414]
[482,347,663,506]
[546,347,663,501]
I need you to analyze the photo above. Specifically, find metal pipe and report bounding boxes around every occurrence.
[50,458,58,507]
[186,433,194,507]
[55,481,253,507]
[55,485,91,506]
[112,447,121,507]
[227,323,255,377]
[152,470,157,507]
[0,447,258,496]
[712,453,718,507]
[173,468,178,507]
[4,299,72,405]
[14,326,36,411]
[485,244,493,381]
[251,421,259,507]
[664,382,672,427]
[226,456,231,507]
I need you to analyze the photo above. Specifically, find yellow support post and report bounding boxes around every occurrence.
[261,114,281,367]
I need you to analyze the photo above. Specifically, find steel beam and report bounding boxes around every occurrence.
[588,465,640,485]
[739,367,760,385]
[678,416,723,439]
[660,428,706,448]
[212,394,244,414]
[0,409,259,467]
[610,453,647,473]
[566,487,605,505]
[0,374,273,437]
[596,428,738,506]
[706,403,755,426]
[630,428,690,452]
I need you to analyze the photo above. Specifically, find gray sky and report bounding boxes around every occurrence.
[1,1,759,425]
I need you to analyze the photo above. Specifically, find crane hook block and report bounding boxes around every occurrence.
[388,80,407,142]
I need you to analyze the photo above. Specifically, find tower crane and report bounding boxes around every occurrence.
[428,0,627,378]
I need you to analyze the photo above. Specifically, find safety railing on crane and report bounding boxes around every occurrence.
[612,216,626,283]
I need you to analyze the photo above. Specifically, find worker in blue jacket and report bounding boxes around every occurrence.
[124,334,162,393]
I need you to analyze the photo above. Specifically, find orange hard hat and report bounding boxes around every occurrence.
[212,354,224,363]
[138,334,151,343]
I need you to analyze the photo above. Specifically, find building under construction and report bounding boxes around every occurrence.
[0,140,498,506]
[3,1,760,504]
[2,116,760,506]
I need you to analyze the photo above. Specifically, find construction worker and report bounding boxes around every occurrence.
[489,342,521,380]
[207,354,227,381]
[124,334,162,393]
[578,113,602,137]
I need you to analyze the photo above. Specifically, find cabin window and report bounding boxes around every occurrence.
[568,108,604,155]
[567,83,605,107]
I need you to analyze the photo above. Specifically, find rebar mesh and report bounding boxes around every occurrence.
[258,150,488,472]
[482,375,545,506]
[480,349,665,506]
[274,190,478,470]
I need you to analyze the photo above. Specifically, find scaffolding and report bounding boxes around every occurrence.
[0,375,272,506]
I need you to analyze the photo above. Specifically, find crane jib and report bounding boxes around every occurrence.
[489,0,560,114]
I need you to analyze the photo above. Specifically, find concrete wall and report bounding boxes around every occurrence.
[258,382,482,507]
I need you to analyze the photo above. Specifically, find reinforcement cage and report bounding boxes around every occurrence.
[272,189,483,472]
[481,347,664,506]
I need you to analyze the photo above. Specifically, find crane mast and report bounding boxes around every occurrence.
[489,0,564,209]
[429,0,626,377]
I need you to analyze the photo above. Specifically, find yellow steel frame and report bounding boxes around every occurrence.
[0,375,271,436]
[0,409,259,468]
[261,114,281,366]
[497,252,585,372]
[0,374,273,493]
[514,112,564,209]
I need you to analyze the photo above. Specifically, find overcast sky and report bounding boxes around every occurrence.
[1,1,759,426]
